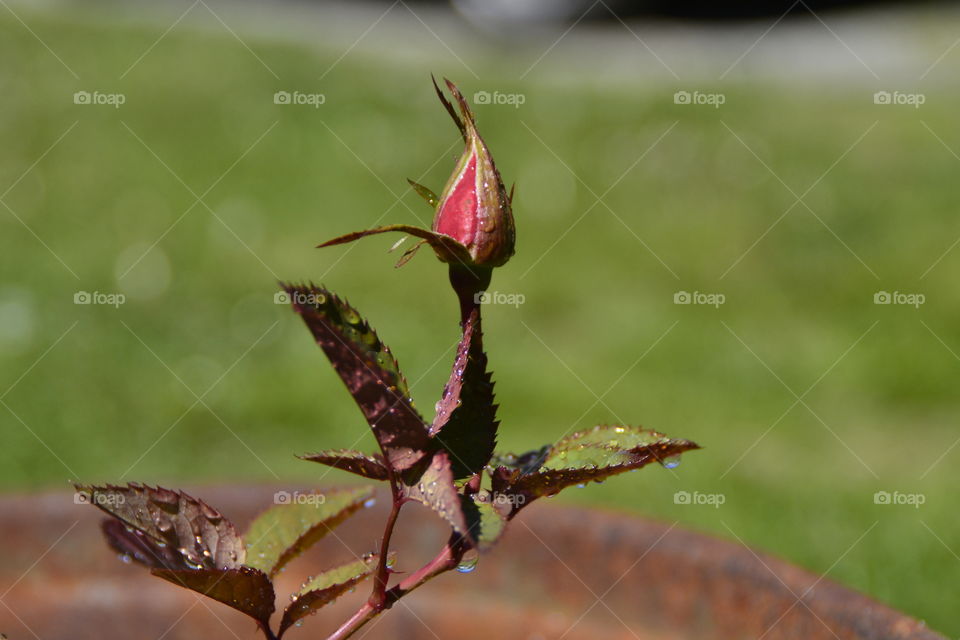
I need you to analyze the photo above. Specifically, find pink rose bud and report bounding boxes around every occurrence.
[317,77,516,278]
[432,78,515,268]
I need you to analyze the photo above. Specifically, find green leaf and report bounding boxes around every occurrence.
[283,284,430,471]
[244,487,374,577]
[407,179,438,208]
[278,555,380,637]
[401,451,470,543]
[430,308,498,479]
[460,493,507,550]
[551,424,674,454]
[490,426,700,516]
[77,483,244,570]
[299,450,390,481]
[152,567,275,629]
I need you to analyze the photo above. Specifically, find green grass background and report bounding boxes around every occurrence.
[1,5,958,635]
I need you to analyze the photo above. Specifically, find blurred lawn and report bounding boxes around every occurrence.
[2,4,959,636]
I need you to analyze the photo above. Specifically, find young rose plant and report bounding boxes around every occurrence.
[77,78,699,640]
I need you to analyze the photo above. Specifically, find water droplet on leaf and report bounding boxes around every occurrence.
[456,550,479,574]
[660,455,681,469]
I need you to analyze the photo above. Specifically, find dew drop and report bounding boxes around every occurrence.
[363,498,377,509]
[118,553,132,564]
[456,550,479,574]
[660,455,682,470]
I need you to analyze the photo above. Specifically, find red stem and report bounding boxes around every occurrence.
[325,534,466,640]
[369,495,403,608]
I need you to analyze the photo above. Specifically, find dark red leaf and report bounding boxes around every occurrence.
[430,308,498,479]
[101,519,182,569]
[77,483,245,570]
[298,449,390,481]
[283,284,430,471]
[401,450,470,543]
[152,567,275,628]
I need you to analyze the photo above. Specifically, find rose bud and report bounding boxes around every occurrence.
[318,77,516,273]
[430,77,515,268]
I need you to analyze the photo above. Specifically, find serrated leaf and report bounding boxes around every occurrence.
[283,283,430,471]
[153,566,275,628]
[317,224,473,266]
[401,450,470,543]
[245,487,374,577]
[77,483,244,570]
[407,179,438,208]
[278,555,380,637]
[460,493,507,550]
[490,426,700,516]
[430,308,498,479]
[299,450,390,481]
